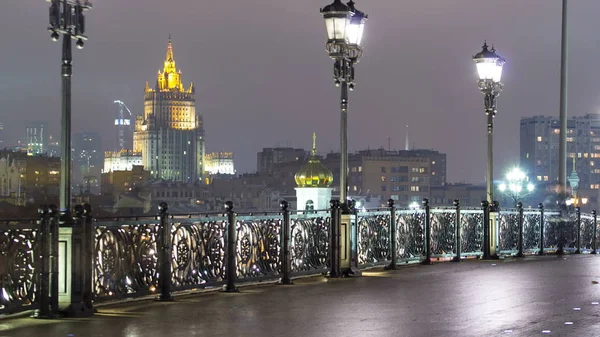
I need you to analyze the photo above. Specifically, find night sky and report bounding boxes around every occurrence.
[1,0,600,183]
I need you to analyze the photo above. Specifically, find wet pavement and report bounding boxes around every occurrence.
[3,255,600,337]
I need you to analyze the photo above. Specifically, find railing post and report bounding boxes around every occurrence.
[328,199,341,278]
[157,202,173,301]
[33,205,55,319]
[452,199,461,262]
[385,199,397,270]
[575,206,581,254]
[538,203,545,256]
[592,210,598,255]
[556,202,566,255]
[278,200,293,285]
[82,204,94,310]
[482,200,491,259]
[517,202,524,258]
[421,198,432,265]
[222,201,238,292]
[49,205,59,316]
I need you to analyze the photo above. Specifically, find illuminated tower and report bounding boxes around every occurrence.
[295,133,333,213]
[134,37,205,182]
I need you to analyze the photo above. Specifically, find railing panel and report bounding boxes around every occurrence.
[170,216,227,290]
[93,218,161,300]
[581,215,594,251]
[498,210,519,253]
[357,211,390,266]
[430,210,456,256]
[460,210,484,254]
[396,210,425,262]
[235,216,282,280]
[523,211,541,251]
[289,214,330,274]
[0,220,40,315]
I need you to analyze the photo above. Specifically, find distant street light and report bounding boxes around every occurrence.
[409,201,420,210]
[498,167,535,206]
[320,0,367,213]
[47,0,92,219]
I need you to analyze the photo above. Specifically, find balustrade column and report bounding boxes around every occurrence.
[157,202,173,301]
[421,198,432,265]
[517,202,524,258]
[328,200,341,278]
[222,201,239,292]
[482,200,491,259]
[385,199,397,270]
[575,207,581,254]
[452,199,461,262]
[33,205,55,319]
[592,210,598,255]
[82,204,94,310]
[278,201,293,285]
[538,203,545,256]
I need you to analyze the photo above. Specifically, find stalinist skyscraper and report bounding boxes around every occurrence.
[134,37,205,182]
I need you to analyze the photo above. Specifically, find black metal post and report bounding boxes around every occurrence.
[575,206,581,254]
[517,202,524,258]
[222,201,238,292]
[33,206,54,319]
[556,202,566,255]
[63,204,92,316]
[421,198,432,265]
[82,203,94,310]
[385,199,397,270]
[328,199,341,278]
[157,202,173,300]
[592,210,598,254]
[538,203,545,256]
[482,200,491,259]
[278,201,293,285]
[59,33,73,218]
[452,199,462,262]
[49,205,59,315]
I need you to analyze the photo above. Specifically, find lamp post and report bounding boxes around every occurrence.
[473,42,505,205]
[47,0,92,219]
[320,0,367,213]
[498,167,535,207]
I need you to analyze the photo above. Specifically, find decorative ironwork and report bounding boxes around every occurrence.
[396,210,425,261]
[357,211,390,266]
[0,221,39,314]
[170,216,227,290]
[94,218,160,299]
[290,214,330,273]
[580,215,594,250]
[235,216,282,279]
[523,212,541,251]
[430,210,456,256]
[498,210,520,252]
[460,211,484,254]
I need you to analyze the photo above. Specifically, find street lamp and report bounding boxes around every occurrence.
[321,0,367,212]
[473,42,505,204]
[47,0,92,219]
[498,167,535,206]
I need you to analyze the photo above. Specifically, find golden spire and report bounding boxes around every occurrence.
[163,35,176,73]
[312,132,317,156]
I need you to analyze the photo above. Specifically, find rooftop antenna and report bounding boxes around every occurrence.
[405,124,409,151]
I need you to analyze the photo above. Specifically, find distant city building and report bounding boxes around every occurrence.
[101,165,151,197]
[26,121,49,155]
[73,132,103,193]
[104,150,143,173]
[0,122,4,147]
[47,135,60,157]
[205,152,235,175]
[257,147,308,174]
[0,150,60,205]
[133,37,205,182]
[520,114,600,190]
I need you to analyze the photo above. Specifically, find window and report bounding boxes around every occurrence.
[381,167,387,173]
[537,136,542,142]
[411,186,419,192]
[537,176,542,181]
[358,166,363,172]
[544,176,549,181]
[432,161,436,165]
[381,176,386,182]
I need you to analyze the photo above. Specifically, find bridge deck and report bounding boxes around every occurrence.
[2,255,600,337]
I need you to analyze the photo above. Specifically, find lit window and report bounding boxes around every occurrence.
[432,172,436,176]
[537,136,542,142]
[411,186,419,192]
[381,176,386,182]
[432,161,436,165]
[526,153,530,159]
[554,129,560,134]
[578,153,582,158]
[544,176,549,181]
[353,186,357,191]
[358,166,362,172]
[537,176,542,181]
[592,161,596,167]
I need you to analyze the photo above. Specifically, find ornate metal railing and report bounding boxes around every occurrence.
[2,201,598,317]
[0,219,40,315]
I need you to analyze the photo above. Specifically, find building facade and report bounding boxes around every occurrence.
[26,121,49,156]
[134,38,205,182]
[73,132,103,193]
[104,150,143,173]
[521,114,600,190]
[257,147,308,174]
[205,152,235,175]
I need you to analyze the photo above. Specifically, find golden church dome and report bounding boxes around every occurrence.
[295,133,333,188]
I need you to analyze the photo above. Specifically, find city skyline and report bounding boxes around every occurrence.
[2,1,600,183]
